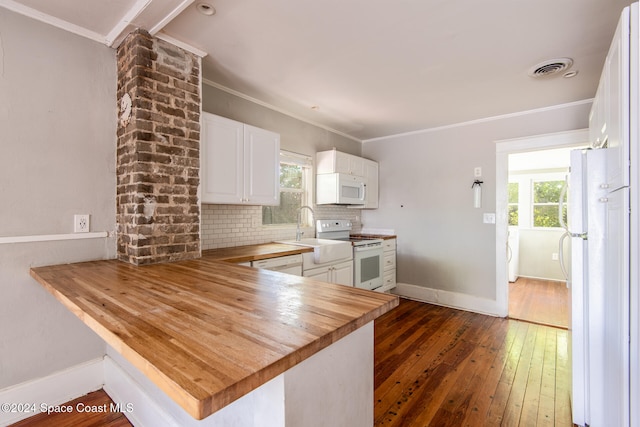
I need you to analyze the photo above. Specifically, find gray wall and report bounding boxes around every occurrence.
[361,103,590,302]
[518,229,566,281]
[202,83,361,157]
[0,9,117,388]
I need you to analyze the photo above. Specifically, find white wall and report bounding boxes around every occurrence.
[0,9,117,388]
[362,103,591,313]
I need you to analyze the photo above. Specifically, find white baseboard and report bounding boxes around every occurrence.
[392,282,503,317]
[0,358,104,426]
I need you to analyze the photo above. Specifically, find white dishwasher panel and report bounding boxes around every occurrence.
[251,254,303,276]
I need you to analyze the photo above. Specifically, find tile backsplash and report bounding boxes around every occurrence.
[201,204,362,250]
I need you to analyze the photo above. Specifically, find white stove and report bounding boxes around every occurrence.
[316,220,383,246]
[316,220,384,291]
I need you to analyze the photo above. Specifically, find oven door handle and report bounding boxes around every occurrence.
[353,244,383,253]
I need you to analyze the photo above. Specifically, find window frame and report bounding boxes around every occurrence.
[262,150,313,227]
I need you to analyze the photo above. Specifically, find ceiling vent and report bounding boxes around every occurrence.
[528,58,574,78]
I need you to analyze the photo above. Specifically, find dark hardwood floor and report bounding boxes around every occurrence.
[509,277,569,329]
[13,297,573,427]
[9,389,131,427]
[374,298,572,426]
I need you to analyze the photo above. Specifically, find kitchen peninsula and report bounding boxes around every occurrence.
[30,252,398,426]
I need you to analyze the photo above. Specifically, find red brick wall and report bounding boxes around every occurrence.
[116,30,201,265]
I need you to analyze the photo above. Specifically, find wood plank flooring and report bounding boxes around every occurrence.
[13,298,573,427]
[374,298,572,427]
[509,277,569,329]
[9,389,131,427]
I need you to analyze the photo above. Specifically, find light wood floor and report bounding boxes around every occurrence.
[509,277,569,329]
[13,298,573,427]
[374,298,572,426]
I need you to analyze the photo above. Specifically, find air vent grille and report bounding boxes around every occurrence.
[528,58,573,77]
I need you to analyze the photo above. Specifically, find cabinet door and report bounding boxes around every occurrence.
[363,159,379,208]
[244,124,280,206]
[201,113,244,204]
[332,260,354,286]
[303,266,331,282]
[604,7,630,191]
[333,151,364,176]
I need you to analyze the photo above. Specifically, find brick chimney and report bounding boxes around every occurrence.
[116,30,201,265]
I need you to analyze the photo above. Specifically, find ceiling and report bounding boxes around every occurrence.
[1,0,632,140]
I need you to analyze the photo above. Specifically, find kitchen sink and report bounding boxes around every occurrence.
[278,238,352,264]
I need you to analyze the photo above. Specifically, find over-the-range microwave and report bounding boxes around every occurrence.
[316,173,367,205]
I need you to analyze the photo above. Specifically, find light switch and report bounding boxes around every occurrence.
[483,213,496,224]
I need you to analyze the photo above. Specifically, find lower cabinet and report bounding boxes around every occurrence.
[380,238,397,292]
[304,260,354,287]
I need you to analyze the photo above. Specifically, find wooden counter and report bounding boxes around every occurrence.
[30,257,398,420]
[202,243,313,263]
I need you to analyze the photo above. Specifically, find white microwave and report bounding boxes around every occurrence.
[316,173,367,205]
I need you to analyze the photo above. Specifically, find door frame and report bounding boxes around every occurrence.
[494,129,589,316]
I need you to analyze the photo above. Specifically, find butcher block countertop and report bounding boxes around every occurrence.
[202,242,313,263]
[30,256,398,420]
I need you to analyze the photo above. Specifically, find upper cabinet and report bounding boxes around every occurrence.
[317,149,364,176]
[201,112,280,205]
[589,6,630,191]
[316,149,379,209]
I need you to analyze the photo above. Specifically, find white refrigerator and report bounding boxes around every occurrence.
[567,3,637,427]
[568,148,630,427]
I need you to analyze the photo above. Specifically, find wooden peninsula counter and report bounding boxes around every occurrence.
[30,252,398,426]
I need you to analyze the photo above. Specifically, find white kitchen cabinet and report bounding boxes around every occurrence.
[304,260,353,286]
[317,149,365,176]
[316,149,379,208]
[380,238,396,292]
[201,112,280,205]
[362,159,379,209]
[588,11,629,192]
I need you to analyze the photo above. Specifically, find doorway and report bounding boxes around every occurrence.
[506,147,580,328]
[495,130,590,322]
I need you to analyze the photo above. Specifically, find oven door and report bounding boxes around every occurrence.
[353,244,384,290]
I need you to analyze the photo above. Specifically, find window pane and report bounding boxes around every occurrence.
[280,164,303,189]
[533,205,566,227]
[508,183,519,203]
[533,180,564,203]
[508,205,519,226]
[263,192,302,225]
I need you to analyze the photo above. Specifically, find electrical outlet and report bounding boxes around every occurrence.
[483,213,496,224]
[74,214,90,233]
[474,167,482,177]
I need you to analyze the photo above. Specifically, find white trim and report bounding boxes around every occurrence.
[0,231,109,245]
[155,32,207,58]
[494,129,589,317]
[105,0,151,47]
[392,282,502,317]
[202,78,362,143]
[363,99,594,143]
[149,0,195,36]
[0,358,104,426]
[0,0,106,45]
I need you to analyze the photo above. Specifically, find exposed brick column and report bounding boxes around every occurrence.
[116,30,201,265]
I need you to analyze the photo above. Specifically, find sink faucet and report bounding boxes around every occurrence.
[296,205,314,241]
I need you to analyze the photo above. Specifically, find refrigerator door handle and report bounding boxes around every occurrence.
[559,231,570,282]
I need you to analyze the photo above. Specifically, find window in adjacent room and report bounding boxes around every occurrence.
[262,151,313,226]
[507,182,519,226]
[532,179,566,228]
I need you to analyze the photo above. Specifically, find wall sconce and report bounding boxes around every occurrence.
[472,180,483,208]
